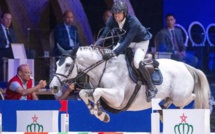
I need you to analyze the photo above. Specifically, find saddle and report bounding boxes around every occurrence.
[125,48,163,85]
[100,48,163,114]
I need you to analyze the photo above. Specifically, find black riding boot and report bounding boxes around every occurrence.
[138,61,158,102]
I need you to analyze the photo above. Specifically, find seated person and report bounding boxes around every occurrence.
[53,10,80,56]
[5,64,47,100]
[155,13,198,67]
[54,83,81,100]
[0,12,17,81]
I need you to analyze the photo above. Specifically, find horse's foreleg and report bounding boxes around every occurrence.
[94,100,110,123]
[92,87,123,123]
[79,89,94,115]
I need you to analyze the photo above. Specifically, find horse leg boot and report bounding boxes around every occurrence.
[138,61,158,102]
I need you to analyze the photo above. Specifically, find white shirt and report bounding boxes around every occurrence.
[117,18,126,30]
[1,24,10,48]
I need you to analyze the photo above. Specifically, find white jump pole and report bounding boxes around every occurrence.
[61,113,69,132]
[151,112,160,134]
[151,98,162,134]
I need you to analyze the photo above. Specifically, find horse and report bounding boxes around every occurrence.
[49,46,211,123]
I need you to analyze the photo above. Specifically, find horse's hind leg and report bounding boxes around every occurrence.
[79,89,94,115]
[158,97,172,121]
[176,93,196,109]
[162,97,173,108]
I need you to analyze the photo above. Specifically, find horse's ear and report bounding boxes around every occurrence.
[70,43,79,56]
[57,43,66,54]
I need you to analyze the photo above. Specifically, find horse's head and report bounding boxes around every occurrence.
[49,44,78,93]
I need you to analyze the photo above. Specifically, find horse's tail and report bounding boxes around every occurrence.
[185,64,211,109]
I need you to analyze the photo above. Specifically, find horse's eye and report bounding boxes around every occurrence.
[66,64,71,67]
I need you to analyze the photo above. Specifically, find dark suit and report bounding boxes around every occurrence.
[155,27,198,67]
[53,23,80,56]
[0,24,16,81]
[155,27,185,52]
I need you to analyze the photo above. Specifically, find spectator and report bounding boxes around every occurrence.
[96,10,112,36]
[103,10,112,25]
[155,13,198,67]
[97,1,157,102]
[5,64,47,100]
[54,83,75,100]
[0,12,16,81]
[54,83,83,100]
[53,10,80,56]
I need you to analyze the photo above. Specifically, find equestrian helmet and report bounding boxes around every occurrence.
[111,1,128,15]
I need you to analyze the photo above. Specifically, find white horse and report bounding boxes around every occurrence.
[49,46,210,123]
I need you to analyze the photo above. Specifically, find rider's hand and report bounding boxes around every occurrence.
[103,51,116,60]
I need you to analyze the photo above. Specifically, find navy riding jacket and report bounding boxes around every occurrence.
[98,14,152,55]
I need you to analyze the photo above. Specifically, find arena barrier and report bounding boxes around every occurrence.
[0,100,214,134]
[151,99,212,134]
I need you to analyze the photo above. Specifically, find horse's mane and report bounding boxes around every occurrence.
[78,46,111,52]
[77,46,111,60]
[76,46,126,69]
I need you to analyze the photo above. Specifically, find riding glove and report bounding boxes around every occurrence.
[103,51,116,60]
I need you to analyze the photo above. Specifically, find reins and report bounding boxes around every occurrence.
[74,59,107,88]
[93,28,126,47]
[54,53,107,89]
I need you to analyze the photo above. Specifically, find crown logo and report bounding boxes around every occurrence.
[174,113,193,134]
[26,114,44,132]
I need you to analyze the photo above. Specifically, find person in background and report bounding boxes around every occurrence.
[155,13,198,67]
[95,10,114,48]
[0,12,16,81]
[103,10,112,25]
[53,10,80,56]
[54,83,81,100]
[5,64,47,100]
[97,1,157,102]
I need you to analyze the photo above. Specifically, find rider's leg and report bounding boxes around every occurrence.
[132,41,158,102]
[138,60,158,102]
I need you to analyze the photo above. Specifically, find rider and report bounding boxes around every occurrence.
[97,1,157,102]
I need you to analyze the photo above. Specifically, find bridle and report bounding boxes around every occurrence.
[53,56,77,86]
[53,55,106,88]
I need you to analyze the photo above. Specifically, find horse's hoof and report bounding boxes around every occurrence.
[103,114,110,123]
[89,109,94,115]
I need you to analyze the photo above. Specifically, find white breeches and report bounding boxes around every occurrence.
[129,40,149,69]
